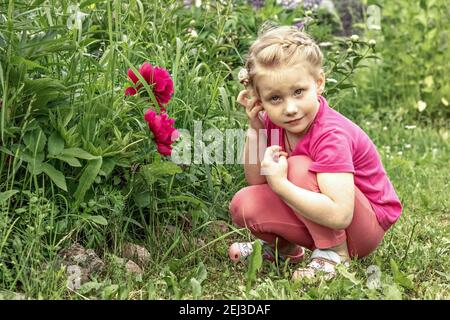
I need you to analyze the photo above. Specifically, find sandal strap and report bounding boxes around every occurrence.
[310,249,342,264]
[309,258,337,273]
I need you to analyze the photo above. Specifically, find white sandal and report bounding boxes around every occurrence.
[292,249,350,281]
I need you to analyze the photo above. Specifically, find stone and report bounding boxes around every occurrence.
[58,243,105,290]
[125,260,143,275]
[121,242,151,268]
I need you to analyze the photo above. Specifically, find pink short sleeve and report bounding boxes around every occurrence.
[309,129,355,173]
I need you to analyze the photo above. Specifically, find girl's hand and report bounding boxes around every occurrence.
[261,145,289,190]
[236,89,265,130]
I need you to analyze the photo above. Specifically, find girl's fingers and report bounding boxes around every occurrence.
[263,145,282,162]
[248,103,263,117]
[273,150,288,162]
[237,90,255,110]
[236,90,248,107]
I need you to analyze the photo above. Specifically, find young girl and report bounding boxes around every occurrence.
[228,26,402,280]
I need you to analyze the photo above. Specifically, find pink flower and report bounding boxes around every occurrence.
[125,62,174,108]
[144,109,180,156]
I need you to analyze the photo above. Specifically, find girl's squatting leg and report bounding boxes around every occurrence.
[229,155,385,260]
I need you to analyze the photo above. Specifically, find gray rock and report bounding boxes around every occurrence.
[58,243,105,290]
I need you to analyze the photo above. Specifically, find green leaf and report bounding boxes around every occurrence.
[157,195,205,208]
[48,132,65,155]
[0,146,14,156]
[134,191,151,208]
[190,278,202,299]
[78,281,102,295]
[246,240,262,292]
[11,55,48,72]
[54,155,82,167]
[0,190,19,204]
[99,157,116,177]
[41,163,67,191]
[27,161,43,175]
[383,283,403,300]
[390,259,413,289]
[23,127,47,154]
[140,162,182,185]
[219,86,230,118]
[102,284,119,299]
[61,148,98,160]
[336,264,360,285]
[74,158,103,204]
[193,262,207,284]
[86,215,108,226]
[23,78,66,110]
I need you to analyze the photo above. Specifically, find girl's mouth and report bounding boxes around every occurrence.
[285,116,304,124]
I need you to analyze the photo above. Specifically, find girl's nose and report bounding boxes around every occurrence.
[284,100,298,115]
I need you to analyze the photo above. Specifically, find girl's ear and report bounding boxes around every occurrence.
[315,70,326,95]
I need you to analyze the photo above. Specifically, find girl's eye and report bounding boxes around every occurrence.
[270,96,280,103]
[294,89,303,96]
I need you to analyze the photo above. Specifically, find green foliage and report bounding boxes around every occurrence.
[337,0,450,122]
[245,239,262,292]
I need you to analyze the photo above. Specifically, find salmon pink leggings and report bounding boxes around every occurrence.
[229,156,385,258]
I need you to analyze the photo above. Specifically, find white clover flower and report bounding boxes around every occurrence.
[397,151,403,156]
[67,4,88,31]
[405,144,411,149]
[417,100,427,112]
[383,126,388,131]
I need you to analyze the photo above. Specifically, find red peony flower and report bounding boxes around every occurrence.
[144,109,180,156]
[125,62,174,108]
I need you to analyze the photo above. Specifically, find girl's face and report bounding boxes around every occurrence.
[254,63,325,138]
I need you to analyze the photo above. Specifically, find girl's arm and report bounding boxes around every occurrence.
[272,172,355,230]
[243,128,267,185]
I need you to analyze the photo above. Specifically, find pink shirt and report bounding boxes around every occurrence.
[263,95,402,230]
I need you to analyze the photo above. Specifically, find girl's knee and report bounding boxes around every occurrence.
[229,185,265,227]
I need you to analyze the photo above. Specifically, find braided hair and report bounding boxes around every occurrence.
[240,25,323,95]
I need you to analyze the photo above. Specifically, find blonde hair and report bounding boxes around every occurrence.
[242,25,323,95]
